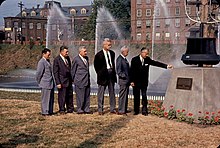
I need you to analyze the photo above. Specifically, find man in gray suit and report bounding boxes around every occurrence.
[116,46,130,115]
[71,46,92,114]
[36,48,54,116]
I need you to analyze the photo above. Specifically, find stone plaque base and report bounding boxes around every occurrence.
[163,67,220,119]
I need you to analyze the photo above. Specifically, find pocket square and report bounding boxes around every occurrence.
[144,64,148,66]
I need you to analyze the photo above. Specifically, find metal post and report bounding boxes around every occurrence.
[18,1,24,44]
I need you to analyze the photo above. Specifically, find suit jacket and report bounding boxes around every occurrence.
[36,58,54,89]
[116,55,130,86]
[53,55,72,88]
[130,55,167,88]
[94,50,117,85]
[71,55,90,88]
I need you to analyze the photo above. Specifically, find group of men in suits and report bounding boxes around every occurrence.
[94,38,173,116]
[36,45,91,116]
[36,39,173,116]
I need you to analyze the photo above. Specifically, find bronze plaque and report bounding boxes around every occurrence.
[176,77,193,90]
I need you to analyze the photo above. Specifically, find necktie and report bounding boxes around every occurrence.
[46,59,50,64]
[65,58,69,67]
[83,58,87,65]
[106,52,112,68]
[142,58,144,66]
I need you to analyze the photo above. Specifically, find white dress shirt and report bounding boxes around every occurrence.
[79,54,87,65]
[103,49,112,69]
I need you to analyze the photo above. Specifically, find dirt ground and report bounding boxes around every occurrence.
[0,91,220,148]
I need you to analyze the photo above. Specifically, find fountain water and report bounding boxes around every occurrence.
[95,6,124,54]
[149,0,175,87]
[46,3,75,56]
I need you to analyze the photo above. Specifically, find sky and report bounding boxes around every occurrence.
[0,0,93,28]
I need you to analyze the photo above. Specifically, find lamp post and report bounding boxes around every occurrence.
[18,1,24,44]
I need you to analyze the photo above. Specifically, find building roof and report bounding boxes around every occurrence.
[15,1,92,18]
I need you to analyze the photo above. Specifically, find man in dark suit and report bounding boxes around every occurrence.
[130,47,173,116]
[53,46,74,114]
[71,46,92,114]
[94,38,117,115]
[36,48,54,116]
[116,46,130,115]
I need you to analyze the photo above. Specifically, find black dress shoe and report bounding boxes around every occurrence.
[85,111,93,114]
[42,114,50,116]
[58,111,65,115]
[118,112,127,116]
[133,112,139,115]
[67,110,74,113]
[110,110,117,114]
[77,112,84,114]
[142,112,148,116]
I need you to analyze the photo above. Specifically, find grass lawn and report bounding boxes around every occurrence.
[0,91,220,148]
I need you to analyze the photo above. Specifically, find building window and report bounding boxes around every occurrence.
[22,22,25,29]
[137,20,142,28]
[175,7,180,16]
[165,32,170,38]
[156,20,160,27]
[29,23,33,29]
[175,32,180,40]
[146,0,151,4]
[44,23,47,30]
[31,11,36,17]
[185,18,190,26]
[146,20,151,28]
[81,8,87,14]
[146,9,151,16]
[44,11,48,16]
[165,19,170,27]
[175,19,180,27]
[146,32,151,40]
[137,0,141,4]
[186,7,191,14]
[185,32,190,37]
[155,33,160,40]
[37,23,41,29]
[52,24,56,30]
[14,22,18,28]
[22,11,27,17]
[137,33,141,40]
[137,9,142,17]
[167,8,171,16]
[70,9,76,15]
[155,8,160,16]
[67,25,71,30]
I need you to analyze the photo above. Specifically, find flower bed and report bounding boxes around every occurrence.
[148,100,220,125]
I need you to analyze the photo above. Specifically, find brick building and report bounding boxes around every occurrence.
[4,1,92,44]
[131,0,201,44]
